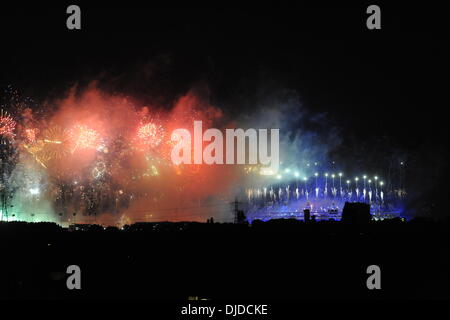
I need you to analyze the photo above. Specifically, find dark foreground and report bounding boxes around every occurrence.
[0,217,449,301]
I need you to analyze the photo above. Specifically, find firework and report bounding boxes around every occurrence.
[24,128,38,143]
[40,125,71,160]
[23,142,48,168]
[70,124,100,152]
[137,122,164,148]
[43,125,70,143]
[0,109,16,138]
[23,126,71,168]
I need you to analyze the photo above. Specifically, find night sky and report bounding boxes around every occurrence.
[1,4,449,214]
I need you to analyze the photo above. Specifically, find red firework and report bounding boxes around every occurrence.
[0,109,16,137]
